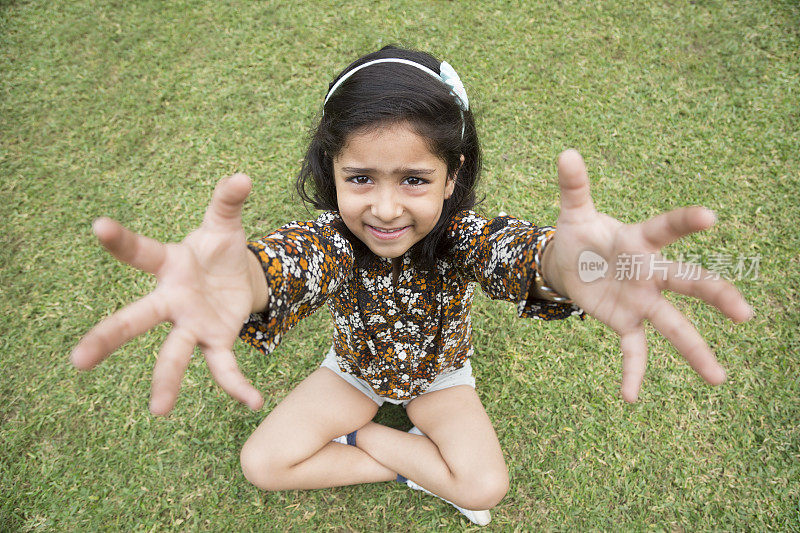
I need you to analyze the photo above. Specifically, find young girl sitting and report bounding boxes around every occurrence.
[70,46,753,526]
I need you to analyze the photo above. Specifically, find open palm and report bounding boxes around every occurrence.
[544,150,753,402]
[71,174,265,415]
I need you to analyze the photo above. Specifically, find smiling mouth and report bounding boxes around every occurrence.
[366,225,411,240]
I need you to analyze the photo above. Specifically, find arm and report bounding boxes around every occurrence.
[447,211,581,320]
[238,214,354,356]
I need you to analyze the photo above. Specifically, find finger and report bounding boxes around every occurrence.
[619,328,647,403]
[647,298,727,385]
[92,217,167,274]
[639,206,716,250]
[71,293,166,370]
[149,328,195,416]
[664,263,754,323]
[557,149,595,221]
[204,347,264,410]
[201,173,252,231]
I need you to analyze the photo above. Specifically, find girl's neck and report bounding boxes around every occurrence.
[391,257,402,285]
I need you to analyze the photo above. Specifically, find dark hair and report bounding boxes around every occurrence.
[295,45,482,270]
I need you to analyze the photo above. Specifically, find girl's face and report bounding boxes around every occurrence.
[333,122,458,259]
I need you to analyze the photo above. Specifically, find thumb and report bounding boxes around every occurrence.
[557,149,595,221]
[202,173,252,230]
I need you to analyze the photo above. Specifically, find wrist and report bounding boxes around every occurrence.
[247,249,270,314]
[535,232,572,302]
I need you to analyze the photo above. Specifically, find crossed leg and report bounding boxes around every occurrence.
[240,367,395,490]
[353,385,509,510]
[240,370,508,511]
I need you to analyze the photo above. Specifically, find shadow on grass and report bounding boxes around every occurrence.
[373,402,413,432]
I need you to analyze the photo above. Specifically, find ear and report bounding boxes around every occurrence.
[445,154,464,200]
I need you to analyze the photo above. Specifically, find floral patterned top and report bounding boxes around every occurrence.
[240,210,582,401]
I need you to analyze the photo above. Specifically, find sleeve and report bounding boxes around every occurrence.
[446,210,583,320]
[239,212,354,355]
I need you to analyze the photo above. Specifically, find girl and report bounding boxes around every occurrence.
[70,46,753,526]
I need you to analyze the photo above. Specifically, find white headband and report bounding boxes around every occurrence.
[322,58,470,137]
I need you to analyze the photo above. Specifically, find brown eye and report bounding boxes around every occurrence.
[404,177,429,186]
[347,176,371,185]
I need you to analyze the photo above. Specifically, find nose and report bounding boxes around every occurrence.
[370,186,403,222]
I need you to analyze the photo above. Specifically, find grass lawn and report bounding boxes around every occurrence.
[2,0,798,530]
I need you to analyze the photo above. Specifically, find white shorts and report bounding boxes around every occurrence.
[319,347,476,407]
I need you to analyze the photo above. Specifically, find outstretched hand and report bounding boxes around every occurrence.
[71,174,268,415]
[542,150,753,402]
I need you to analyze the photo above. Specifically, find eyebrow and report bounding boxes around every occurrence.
[340,166,437,176]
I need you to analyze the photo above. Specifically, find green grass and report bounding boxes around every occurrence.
[2,0,798,530]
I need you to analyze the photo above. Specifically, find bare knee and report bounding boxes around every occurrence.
[240,438,286,491]
[455,468,510,510]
